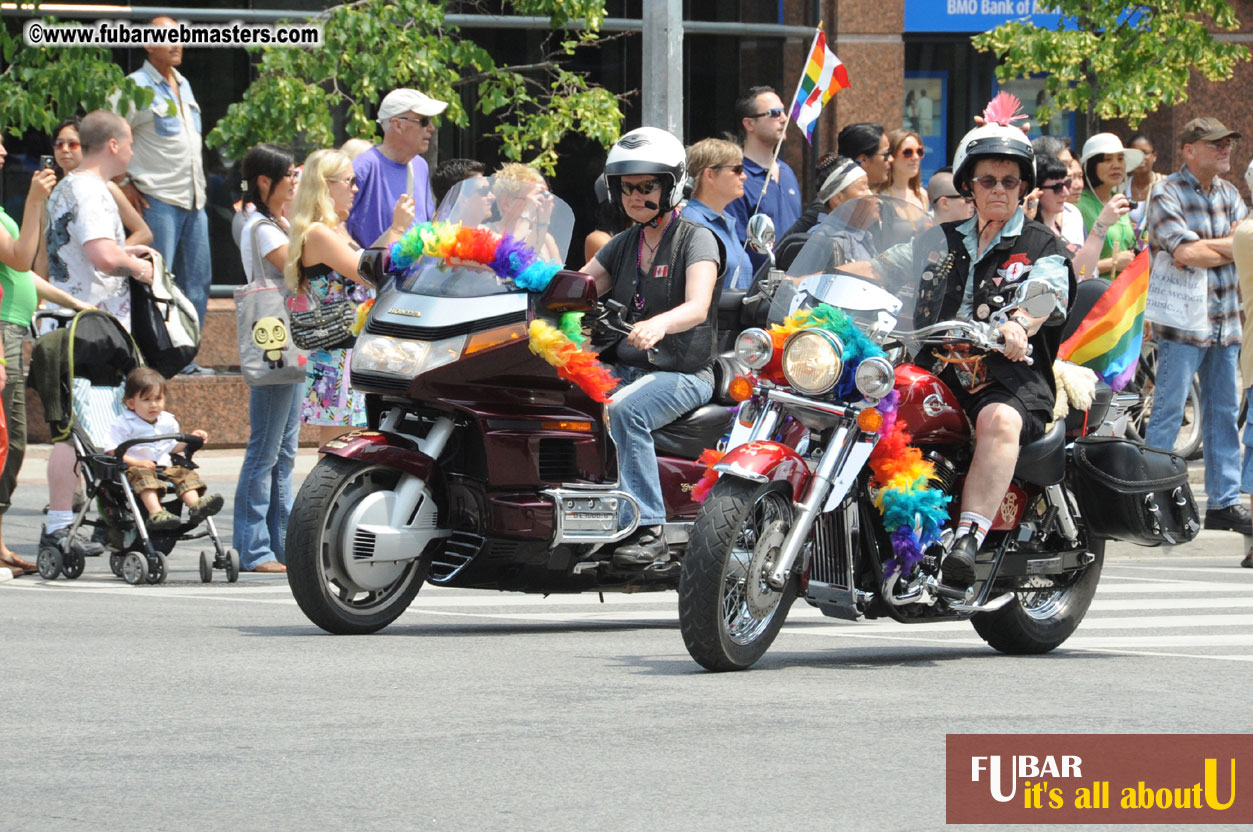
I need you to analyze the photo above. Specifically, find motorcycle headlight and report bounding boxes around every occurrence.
[350,333,466,378]
[734,328,774,370]
[781,329,843,395]
[854,356,895,400]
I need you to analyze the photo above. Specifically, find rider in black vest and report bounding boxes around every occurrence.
[582,127,724,567]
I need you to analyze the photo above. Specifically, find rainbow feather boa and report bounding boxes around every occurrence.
[696,303,949,576]
[390,222,617,400]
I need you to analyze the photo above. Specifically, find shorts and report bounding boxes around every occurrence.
[125,463,205,498]
[946,374,1047,445]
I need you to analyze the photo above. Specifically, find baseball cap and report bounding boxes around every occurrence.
[377,89,448,123]
[1179,117,1241,146]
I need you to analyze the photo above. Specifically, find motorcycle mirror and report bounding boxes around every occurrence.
[746,214,776,254]
[1012,278,1060,319]
[540,269,598,313]
[358,247,390,288]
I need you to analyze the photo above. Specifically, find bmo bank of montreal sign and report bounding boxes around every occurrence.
[905,0,1065,32]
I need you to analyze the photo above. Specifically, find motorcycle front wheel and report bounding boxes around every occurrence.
[287,456,430,634]
[678,479,799,671]
[971,538,1104,654]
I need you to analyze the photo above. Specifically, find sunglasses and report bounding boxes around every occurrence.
[327,175,357,187]
[973,175,1022,191]
[752,108,786,119]
[619,179,661,196]
[899,147,925,159]
[1040,181,1070,193]
[395,115,433,128]
[54,139,81,151]
[710,164,745,175]
[1203,138,1236,151]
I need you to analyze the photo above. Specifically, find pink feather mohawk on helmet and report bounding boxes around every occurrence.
[982,92,1028,128]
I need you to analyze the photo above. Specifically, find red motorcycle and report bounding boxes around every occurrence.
[285,178,746,633]
[677,198,1201,671]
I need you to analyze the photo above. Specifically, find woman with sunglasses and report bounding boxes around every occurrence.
[874,128,928,211]
[836,123,892,186]
[50,117,151,247]
[286,149,413,446]
[581,127,722,567]
[1077,133,1139,278]
[681,138,752,290]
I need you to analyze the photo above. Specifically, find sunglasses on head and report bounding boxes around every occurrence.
[619,179,661,196]
[54,138,80,151]
[899,147,925,159]
[973,175,1022,191]
[752,108,786,119]
[710,163,745,175]
[1040,180,1070,193]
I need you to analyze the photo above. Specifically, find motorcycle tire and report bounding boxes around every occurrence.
[286,456,430,635]
[678,478,799,671]
[971,538,1104,655]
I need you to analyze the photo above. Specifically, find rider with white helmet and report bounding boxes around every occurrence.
[582,126,725,566]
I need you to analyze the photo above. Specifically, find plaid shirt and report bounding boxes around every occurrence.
[1149,165,1249,347]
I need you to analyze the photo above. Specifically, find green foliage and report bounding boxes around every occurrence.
[972,1,1248,133]
[0,18,152,137]
[207,0,624,174]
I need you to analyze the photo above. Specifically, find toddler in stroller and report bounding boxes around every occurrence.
[29,310,240,584]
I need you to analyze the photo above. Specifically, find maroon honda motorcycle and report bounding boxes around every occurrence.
[285,178,744,634]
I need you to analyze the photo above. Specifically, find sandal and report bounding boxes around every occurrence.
[0,552,35,575]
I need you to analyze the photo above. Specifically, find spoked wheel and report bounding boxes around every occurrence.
[145,552,168,585]
[972,539,1104,654]
[199,550,213,583]
[1128,342,1202,459]
[121,552,149,586]
[37,546,63,580]
[678,479,799,671]
[286,457,431,634]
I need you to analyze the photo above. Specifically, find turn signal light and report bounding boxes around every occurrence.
[541,420,594,432]
[727,375,755,402]
[465,322,528,355]
[857,407,884,434]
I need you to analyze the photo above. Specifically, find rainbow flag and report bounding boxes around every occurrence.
[788,28,850,145]
[1057,249,1151,391]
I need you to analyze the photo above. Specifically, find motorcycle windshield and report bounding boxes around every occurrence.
[397,175,575,298]
[785,196,948,331]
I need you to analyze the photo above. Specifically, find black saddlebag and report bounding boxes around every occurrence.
[1070,436,1200,546]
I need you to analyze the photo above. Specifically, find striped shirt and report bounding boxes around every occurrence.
[1148,165,1248,347]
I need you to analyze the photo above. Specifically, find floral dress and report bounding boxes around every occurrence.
[299,266,373,427]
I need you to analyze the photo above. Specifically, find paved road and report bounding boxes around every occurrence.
[3,448,1252,830]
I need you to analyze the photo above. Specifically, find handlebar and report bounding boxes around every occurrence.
[113,433,205,461]
[891,320,1033,366]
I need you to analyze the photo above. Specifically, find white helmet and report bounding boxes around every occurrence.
[604,126,689,217]
[951,123,1035,195]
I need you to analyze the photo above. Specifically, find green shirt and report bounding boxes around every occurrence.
[0,207,38,326]
[1077,189,1137,265]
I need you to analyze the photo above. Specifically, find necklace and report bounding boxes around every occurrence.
[633,211,677,311]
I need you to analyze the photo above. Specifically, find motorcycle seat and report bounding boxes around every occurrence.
[1014,419,1066,486]
[1064,379,1112,434]
[653,404,735,460]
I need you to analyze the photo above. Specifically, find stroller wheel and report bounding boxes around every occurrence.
[145,552,168,585]
[109,553,124,578]
[62,551,85,580]
[121,552,148,586]
[225,548,240,583]
[199,550,213,583]
[37,547,63,580]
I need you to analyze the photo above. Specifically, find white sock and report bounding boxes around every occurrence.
[957,511,993,548]
[45,510,74,534]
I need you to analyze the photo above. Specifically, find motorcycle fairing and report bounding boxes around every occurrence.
[320,430,435,481]
[712,440,810,501]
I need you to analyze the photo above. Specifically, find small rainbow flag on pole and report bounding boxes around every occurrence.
[1058,249,1151,392]
[788,27,850,145]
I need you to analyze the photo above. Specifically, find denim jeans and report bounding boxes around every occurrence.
[607,365,714,526]
[142,195,211,324]
[232,382,302,569]
[1146,340,1240,508]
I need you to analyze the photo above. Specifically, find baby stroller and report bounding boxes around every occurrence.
[28,309,240,585]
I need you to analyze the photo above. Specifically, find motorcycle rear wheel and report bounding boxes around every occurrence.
[287,456,430,634]
[678,479,798,671]
[971,539,1104,654]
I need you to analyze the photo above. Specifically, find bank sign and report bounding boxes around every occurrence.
[905,0,1066,32]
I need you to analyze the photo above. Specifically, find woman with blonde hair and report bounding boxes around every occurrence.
[286,148,413,445]
[492,162,560,259]
[874,128,928,210]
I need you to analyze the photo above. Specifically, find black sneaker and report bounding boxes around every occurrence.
[612,528,668,567]
[1203,503,1253,535]
[39,526,107,558]
[941,534,978,589]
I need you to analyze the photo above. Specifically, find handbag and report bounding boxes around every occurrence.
[235,217,308,386]
[286,291,357,352]
[1143,192,1208,333]
[1070,436,1200,546]
[128,251,201,379]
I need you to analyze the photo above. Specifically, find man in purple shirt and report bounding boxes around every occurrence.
[346,88,447,248]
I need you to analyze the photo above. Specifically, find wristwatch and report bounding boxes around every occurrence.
[1010,314,1032,335]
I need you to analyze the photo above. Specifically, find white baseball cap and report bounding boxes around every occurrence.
[377,89,448,123]
[1079,133,1145,172]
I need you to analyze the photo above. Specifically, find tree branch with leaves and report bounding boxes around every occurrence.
[972,0,1248,136]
